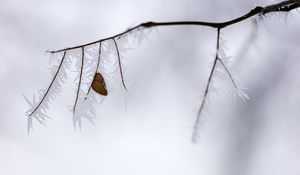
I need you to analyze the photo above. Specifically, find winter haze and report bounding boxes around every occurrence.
[1,0,300,175]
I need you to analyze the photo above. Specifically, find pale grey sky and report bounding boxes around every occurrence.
[1,0,300,175]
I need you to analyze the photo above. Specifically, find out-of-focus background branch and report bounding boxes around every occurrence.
[0,0,299,175]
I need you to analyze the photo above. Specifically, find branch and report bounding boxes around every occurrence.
[73,47,85,114]
[47,0,300,54]
[30,0,300,134]
[28,51,67,116]
[263,0,300,13]
[192,28,221,143]
[112,38,128,91]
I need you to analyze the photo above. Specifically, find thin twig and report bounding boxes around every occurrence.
[217,58,238,89]
[85,42,102,99]
[73,47,85,114]
[29,51,67,116]
[112,38,128,91]
[192,28,221,143]
[47,0,300,54]
[95,42,102,73]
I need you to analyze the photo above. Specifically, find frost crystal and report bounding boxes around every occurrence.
[72,89,98,129]
[227,85,250,101]
[216,37,250,101]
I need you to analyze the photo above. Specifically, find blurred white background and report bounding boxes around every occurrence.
[1,0,300,175]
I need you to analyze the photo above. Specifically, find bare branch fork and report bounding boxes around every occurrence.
[192,28,221,142]
[26,0,300,134]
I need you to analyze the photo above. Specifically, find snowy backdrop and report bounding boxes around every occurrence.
[1,0,300,175]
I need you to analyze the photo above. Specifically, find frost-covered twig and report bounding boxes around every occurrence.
[73,47,85,114]
[24,51,70,132]
[28,51,67,117]
[217,58,238,89]
[192,29,221,143]
[112,38,128,91]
